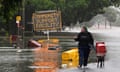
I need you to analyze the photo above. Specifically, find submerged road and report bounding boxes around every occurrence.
[0,28,120,72]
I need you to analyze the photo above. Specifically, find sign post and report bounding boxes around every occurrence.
[32,10,62,48]
[16,16,21,36]
[16,16,21,49]
[47,30,50,41]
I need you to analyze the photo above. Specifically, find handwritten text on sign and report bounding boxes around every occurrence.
[33,11,62,31]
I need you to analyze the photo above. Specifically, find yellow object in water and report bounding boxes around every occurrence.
[62,60,79,68]
[62,48,79,68]
[62,48,79,60]
[38,39,59,44]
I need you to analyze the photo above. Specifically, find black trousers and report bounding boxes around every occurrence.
[78,47,90,66]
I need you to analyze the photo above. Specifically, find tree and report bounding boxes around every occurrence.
[110,0,120,6]
[0,0,22,33]
[28,0,119,26]
[0,0,120,34]
[28,0,56,10]
[63,0,120,26]
[103,6,120,27]
[104,7,117,23]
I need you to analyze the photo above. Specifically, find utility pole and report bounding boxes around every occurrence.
[22,0,25,48]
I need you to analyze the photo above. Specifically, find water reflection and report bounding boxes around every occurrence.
[0,38,96,72]
[30,43,60,72]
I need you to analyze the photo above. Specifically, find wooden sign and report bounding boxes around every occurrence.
[32,10,62,31]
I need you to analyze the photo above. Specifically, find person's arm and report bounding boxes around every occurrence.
[88,32,96,50]
[74,33,81,41]
[89,32,94,45]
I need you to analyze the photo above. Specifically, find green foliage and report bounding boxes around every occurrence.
[110,0,120,6]
[0,0,22,31]
[27,0,119,26]
[28,0,56,10]
[104,7,118,22]
[0,0,120,33]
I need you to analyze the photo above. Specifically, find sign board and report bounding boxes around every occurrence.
[32,10,62,31]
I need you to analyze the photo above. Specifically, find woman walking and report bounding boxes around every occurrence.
[75,26,94,68]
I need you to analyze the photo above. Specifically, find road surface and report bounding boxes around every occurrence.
[59,27,120,72]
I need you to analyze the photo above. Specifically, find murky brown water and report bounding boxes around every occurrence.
[0,35,96,72]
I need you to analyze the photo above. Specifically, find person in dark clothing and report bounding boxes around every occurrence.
[75,26,94,68]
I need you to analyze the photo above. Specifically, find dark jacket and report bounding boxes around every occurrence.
[75,32,94,47]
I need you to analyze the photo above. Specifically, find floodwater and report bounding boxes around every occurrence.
[0,48,63,72]
[0,33,97,72]
[0,36,74,72]
[0,51,34,72]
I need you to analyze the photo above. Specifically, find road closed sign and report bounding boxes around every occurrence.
[32,10,62,31]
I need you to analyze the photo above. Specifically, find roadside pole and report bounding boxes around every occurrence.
[47,30,50,41]
[16,16,21,51]
[16,20,20,48]
[22,0,25,48]
[47,30,50,48]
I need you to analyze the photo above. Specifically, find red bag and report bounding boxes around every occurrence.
[96,42,106,54]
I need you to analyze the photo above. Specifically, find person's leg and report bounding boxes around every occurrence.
[97,56,100,68]
[100,56,103,68]
[102,56,105,67]
[79,49,84,67]
[78,50,81,66]
[84,49,90,66]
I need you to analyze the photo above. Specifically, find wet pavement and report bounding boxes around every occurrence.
[0,50,34,72]
[59,27,120,72]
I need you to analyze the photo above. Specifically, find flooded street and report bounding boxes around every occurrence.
[0,50,34,72]
[0,33,96,72]
[0,0,120,71]
[1,29,120,72]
